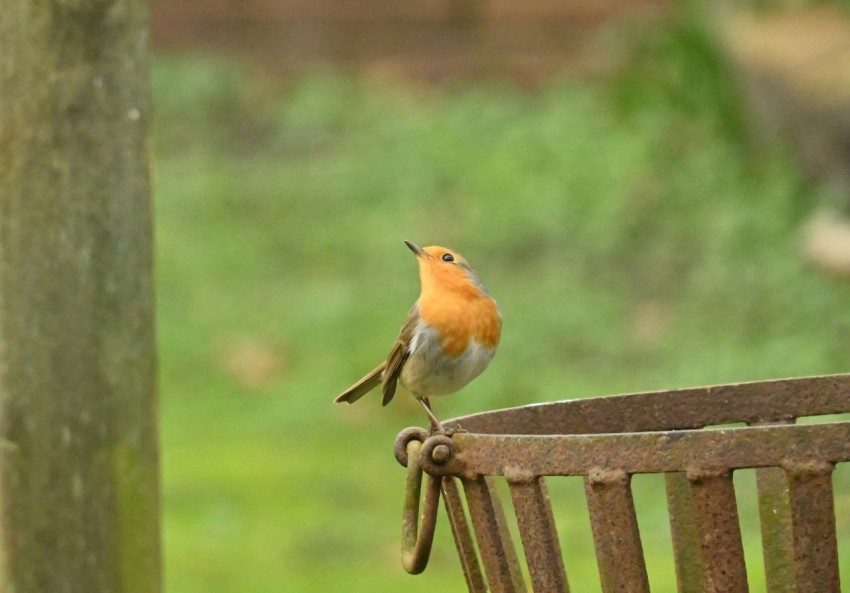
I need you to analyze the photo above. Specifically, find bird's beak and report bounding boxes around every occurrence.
[404,240,426,258]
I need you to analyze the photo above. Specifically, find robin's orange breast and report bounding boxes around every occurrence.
[417,293,501,357]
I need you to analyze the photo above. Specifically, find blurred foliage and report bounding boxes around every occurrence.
[153,12,850,593]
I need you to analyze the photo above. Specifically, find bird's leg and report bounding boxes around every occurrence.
[419,397,446,434]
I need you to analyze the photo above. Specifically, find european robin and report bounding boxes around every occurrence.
[334,240,502,431]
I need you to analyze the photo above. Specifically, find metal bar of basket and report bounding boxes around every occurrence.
[508,476,569,593]
[750,417,797,593]
[785,460,840,593]
[462,475,527,593]
[428,422,850,478]
[584,469,649,593]
[442,477,487,593]
[687,469,748,593]
[400,439,441,574]
[665,472,703,593]
[756,466,795,593]
[445,374,850,436]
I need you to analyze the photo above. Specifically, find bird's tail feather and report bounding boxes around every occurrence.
[334,363,385,404]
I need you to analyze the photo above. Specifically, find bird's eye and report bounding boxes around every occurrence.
[441,253,455,262]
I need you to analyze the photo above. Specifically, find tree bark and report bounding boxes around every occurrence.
[0,1,161,592]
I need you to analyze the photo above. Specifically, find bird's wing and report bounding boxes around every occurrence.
[334,362,385,404]
[382,305,418,406]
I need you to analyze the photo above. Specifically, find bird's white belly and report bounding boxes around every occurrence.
[400,324,496,397]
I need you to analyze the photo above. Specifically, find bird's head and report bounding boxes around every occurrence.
[404,240,487,297]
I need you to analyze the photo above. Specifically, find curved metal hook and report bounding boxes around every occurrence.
[401,438,442,574]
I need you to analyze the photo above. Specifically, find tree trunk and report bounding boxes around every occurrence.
[0,1,161,592]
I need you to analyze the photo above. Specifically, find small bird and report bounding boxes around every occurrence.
[335,240,502,432]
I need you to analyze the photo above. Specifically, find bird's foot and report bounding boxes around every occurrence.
[420,398,449,434]
[426,412,448,435]
[435,423,467,437]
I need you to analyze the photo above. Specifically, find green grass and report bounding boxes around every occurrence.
[153,18,850,593]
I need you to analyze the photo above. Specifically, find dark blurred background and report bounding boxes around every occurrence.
[149,1,850,592]
[150,0,665,82]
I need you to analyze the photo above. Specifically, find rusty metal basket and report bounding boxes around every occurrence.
[394,374,850,593]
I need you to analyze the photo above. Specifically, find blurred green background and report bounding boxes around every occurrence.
[152,5,850,593]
